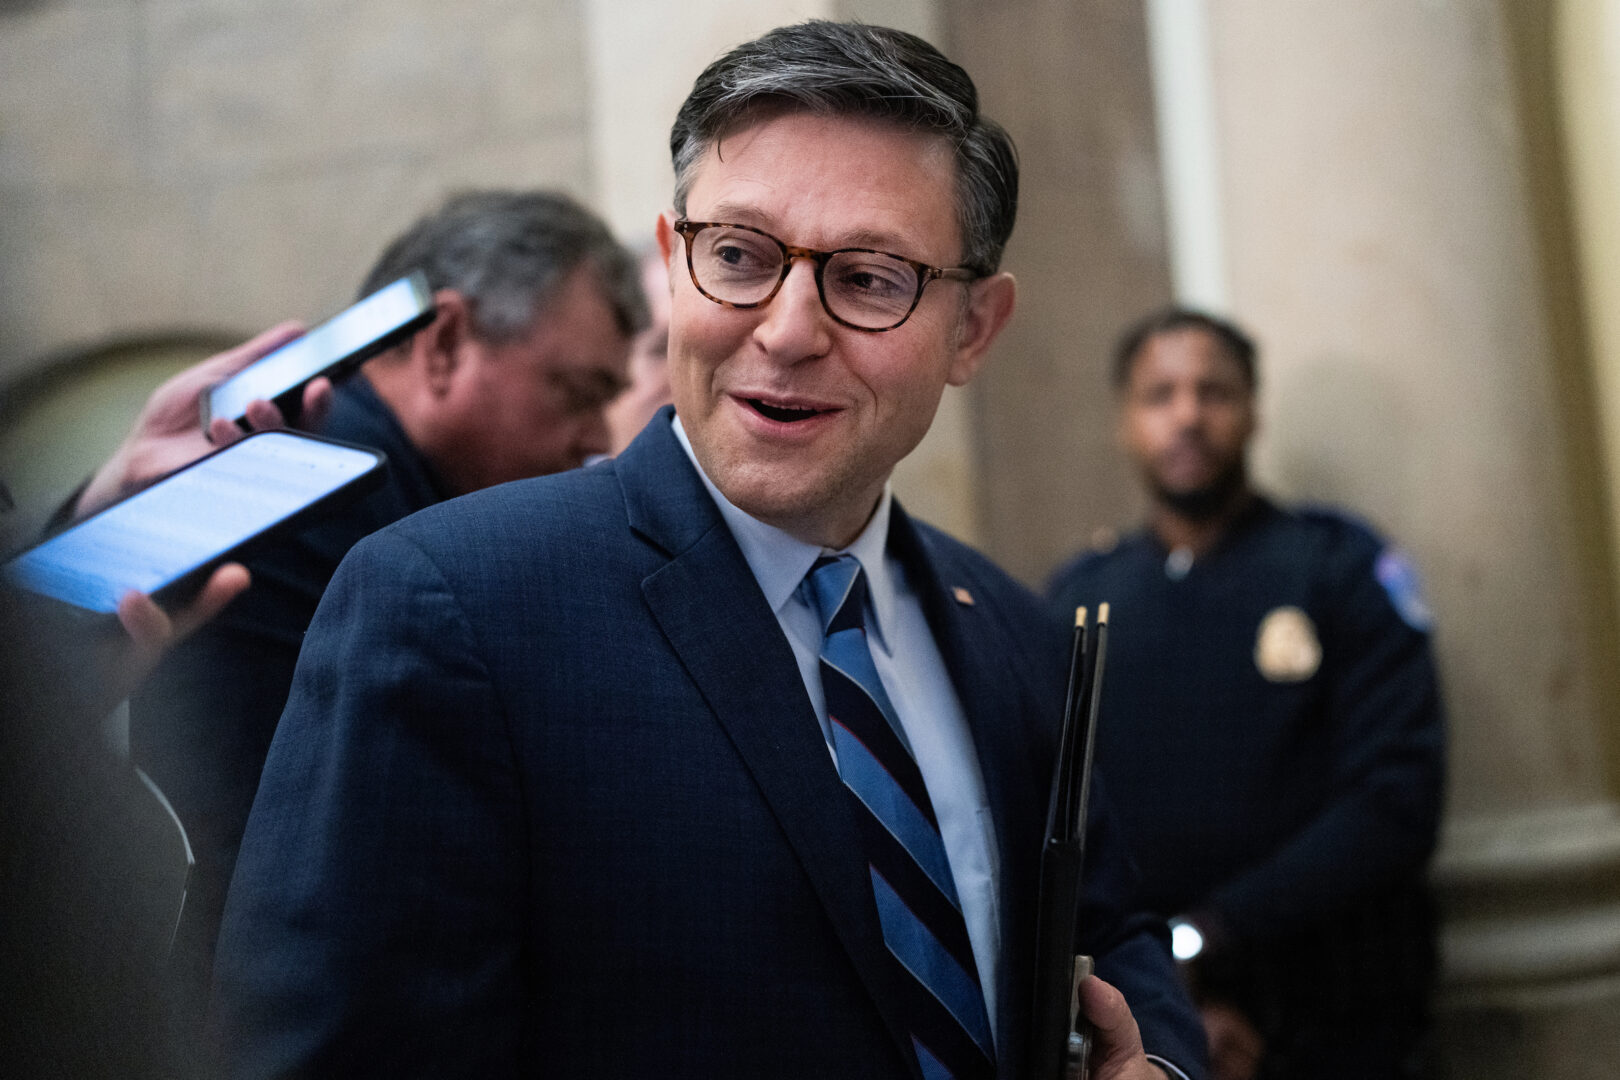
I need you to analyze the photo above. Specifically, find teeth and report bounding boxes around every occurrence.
[750,398,821,422]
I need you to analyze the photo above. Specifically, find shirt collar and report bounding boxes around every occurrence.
[671,414,898,655]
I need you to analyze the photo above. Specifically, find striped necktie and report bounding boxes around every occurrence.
[806,555,995,1080]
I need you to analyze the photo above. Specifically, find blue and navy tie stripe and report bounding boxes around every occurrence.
[807,555,995,1080]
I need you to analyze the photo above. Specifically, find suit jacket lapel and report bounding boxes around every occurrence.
[617,412,921,1074]
[887,505,1054,1077]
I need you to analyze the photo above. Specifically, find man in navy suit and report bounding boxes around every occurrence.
[215,22,1204,1080]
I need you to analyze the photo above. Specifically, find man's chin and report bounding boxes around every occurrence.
[709,461,814,522]
[723,471,882,547]
[1155,470,1247,521]
[1160,486,1231,520]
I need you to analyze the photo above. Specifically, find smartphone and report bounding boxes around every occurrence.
[3,431,387,615]
[201,272,436,430]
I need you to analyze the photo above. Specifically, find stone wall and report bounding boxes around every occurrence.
[0,0,597,383]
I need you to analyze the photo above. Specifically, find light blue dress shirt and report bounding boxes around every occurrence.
[671,417,1004,1039]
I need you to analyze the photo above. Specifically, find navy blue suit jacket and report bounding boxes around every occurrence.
[131,378,446,1023]
[215,411,1202,1079]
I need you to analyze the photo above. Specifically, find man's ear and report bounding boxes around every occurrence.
[656,212,679,269]
[946,272,1017,387]
[416,289,473,397]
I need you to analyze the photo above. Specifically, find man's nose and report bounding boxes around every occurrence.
[753,258,832,362]
[1169,387,1203,427]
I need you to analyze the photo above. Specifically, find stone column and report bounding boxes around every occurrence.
[1556,0,1620,642]
[944,0,1173,580]
[1198,2,1620,1075]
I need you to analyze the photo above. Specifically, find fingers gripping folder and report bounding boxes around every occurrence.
[1028,604,1110,1080]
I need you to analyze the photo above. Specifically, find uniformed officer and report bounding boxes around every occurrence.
[1048,308,1445,1080]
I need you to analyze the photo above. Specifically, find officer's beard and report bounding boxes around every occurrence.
[1154,459,1249,522]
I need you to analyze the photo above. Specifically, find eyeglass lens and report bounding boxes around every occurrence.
[689,225,922,329]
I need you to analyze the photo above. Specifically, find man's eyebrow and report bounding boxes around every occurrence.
[695,205,913,254]
[696,202,768,226]
[837,229,916,254]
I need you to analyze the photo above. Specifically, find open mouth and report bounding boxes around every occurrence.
[747,398,828,423]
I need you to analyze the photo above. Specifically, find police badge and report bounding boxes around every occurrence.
[1254,605,1322,682]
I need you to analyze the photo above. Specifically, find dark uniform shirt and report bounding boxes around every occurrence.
[1047,496,1444,1076]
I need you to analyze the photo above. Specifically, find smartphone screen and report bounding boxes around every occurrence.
[204,273,434,427]
[5,432,384,613]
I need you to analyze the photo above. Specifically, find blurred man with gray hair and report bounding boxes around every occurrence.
[132,188,646,1057]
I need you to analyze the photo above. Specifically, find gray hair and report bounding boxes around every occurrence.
[669,21,1018,275]
[359,190,648,342]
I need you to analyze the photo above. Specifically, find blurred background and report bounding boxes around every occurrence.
[3,0,1619,1075]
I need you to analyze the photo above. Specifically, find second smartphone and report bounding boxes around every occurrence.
[201,272,436,431]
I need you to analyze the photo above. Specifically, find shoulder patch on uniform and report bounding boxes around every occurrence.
[1375,546,1432,631]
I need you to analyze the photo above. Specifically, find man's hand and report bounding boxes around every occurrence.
[113,563,251,694]
[73,323,333,519]
[91,564,253,712]
[10,563,252,732]
[1079,975,1173,1080]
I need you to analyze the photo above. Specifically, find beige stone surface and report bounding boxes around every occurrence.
[0,4,146,188]
[1438,984,1620,1080]
[0,0,596,382]
[0,182,211,365]
[891,386,981,546]
[141,0,586,180]
[1556,0,1620,642]
[1209,0,1614,816]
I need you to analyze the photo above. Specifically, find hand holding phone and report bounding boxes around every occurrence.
[7,431,387,615]
[201,273,435,431]
[74,323,332,521]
